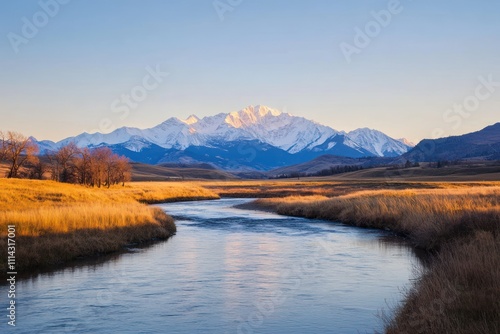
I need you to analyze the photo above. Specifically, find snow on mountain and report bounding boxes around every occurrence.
[183,115,200,125]
[58,127,145,148]
[43,105,412,159]
[216,105,338,153]
[122,136,154,152]
[347,128,412,157]
[30,137,58,153]
[398,138,415,147]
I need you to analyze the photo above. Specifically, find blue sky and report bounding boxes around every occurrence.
[1,0,499,142]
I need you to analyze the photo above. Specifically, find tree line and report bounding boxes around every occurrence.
[0,131,131,187]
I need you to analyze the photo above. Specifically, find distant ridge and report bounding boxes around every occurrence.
[402,123,500,162]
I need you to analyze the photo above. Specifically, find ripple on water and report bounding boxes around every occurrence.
[12,198,421,334]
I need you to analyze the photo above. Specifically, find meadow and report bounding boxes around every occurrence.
[238,186,500,250]
[0,179,219,275]
[1,175,499,332]
[231,181,500,333]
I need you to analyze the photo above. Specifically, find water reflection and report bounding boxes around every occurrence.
[10,199,421,334]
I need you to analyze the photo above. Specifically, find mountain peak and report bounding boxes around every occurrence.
[348,128,412,157]
[398,138,415,147]
[183,114,200,125]
[225,105,282,128]
[253,105,282,117]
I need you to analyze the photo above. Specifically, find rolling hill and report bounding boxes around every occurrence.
[402,123,500,162]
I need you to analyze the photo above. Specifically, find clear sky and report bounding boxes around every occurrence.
[1,0,499,143]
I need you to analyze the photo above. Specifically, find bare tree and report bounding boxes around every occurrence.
[23,160,48,180]
[45,151,60,181]
[104,153,118,188]
[23,141,131,186]
[5,132,39,178]
[115,155,131,186]
[55,142,79,182]
[90,147,111,188]
[74,147,92,185]
[101,153,131,188]
[0,131,7,163]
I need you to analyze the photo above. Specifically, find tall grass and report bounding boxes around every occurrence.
[244,187,500,250]
[0,179,219,274]
[125,181,219,203]
[205,180,500,199]
[385,232,500,334]
[241,186,500,333]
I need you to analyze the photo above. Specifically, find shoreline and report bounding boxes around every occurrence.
[2,179,498,332]
[0,211,176,281]
[2,223,177,282]
[234,190,500,333]
[0,179,220,279]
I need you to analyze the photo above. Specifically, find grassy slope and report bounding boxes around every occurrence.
[0,179,219,275]
[131,162,237,181]
[307,164,500,182]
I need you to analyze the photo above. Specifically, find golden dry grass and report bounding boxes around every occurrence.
[204,179,500,198]
[0,178,219,274]
[124,181,219,203]
[242,186,500,250]
[238,184,500,333]
[385,232,500,334]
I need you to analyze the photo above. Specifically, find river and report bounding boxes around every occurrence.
[12,198,421,333]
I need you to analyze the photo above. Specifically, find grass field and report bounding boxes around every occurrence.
[0,179,219,275]
[227,181,500,333]
[237,186,500,250]
[1,175,499,332]
[205,178,500,198]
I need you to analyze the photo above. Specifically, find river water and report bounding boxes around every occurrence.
[11,199,420,333]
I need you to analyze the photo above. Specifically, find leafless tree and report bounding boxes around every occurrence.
[23,160,48,180]
[4,132,39,178]
[54,142,79,182]
[115,155,131,186]
[0,131,8,163]
[90,147,112,188]
[74,147,92,185]
[19,139,131,186]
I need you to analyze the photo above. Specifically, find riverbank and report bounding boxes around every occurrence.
[0,179,219,276]
[236,186,500,333]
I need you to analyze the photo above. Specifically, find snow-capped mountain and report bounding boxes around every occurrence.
[348,128,413,157]
[55,105,339,153]
[398,138,415,147]
[37,105,413,170]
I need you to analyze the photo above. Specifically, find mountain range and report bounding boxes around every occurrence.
[36,105,413,171]
[401,122,500,162]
